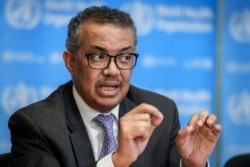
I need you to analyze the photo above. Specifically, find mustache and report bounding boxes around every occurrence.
[103,76,120,82]
[96,77,123,86]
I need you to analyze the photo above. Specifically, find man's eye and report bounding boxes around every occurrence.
[120,54,132,62]
[91,54,106,61]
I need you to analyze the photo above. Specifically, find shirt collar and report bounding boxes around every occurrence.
[72,86,119,124]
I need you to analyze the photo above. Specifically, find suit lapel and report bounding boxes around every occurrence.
[119,96,136,117]
[63,83,96,166]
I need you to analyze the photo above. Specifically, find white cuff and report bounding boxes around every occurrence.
[96,152,115,167]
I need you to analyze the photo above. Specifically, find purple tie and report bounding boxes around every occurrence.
[92,113,117,159]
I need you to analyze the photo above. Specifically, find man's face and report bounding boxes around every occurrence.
[67,22,135,112]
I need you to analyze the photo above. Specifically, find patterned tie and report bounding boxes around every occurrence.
[92,113,117,159]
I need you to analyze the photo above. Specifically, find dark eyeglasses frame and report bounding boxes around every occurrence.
[76,52,139,70]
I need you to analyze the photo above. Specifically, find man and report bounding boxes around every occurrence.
[8,6,222,167]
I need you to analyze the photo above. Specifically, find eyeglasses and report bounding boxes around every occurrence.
[78,52,139,70]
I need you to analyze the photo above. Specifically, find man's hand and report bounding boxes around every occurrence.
[175,110,222,167]
[112,103,163,167]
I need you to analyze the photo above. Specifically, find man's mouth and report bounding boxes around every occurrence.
[97,81,122,97]
[101,86,118,91]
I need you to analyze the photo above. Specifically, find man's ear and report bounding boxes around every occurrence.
[63,50,74,75]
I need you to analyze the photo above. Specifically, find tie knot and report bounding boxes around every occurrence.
[92,114,115,130]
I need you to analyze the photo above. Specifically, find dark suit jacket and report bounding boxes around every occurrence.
[8,81,181,167]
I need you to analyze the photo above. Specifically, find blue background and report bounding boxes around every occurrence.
[0,0,250,166]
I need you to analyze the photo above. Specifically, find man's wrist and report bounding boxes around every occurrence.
[112,152,130,167]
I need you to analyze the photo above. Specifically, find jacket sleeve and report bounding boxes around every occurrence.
[8,110,62,167]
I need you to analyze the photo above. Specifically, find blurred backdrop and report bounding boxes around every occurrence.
[0,0,250,166]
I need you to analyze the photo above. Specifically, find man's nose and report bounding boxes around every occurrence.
[103,57,120,75]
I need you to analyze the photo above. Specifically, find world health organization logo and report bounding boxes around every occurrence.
[2,82,54,116]
[228,91,250,125]
[2,82,38,116]
[4,0,41,29]
[229,9,250,43]
[121,2,154,36]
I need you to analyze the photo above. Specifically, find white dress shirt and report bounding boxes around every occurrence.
[73,86,117,167]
